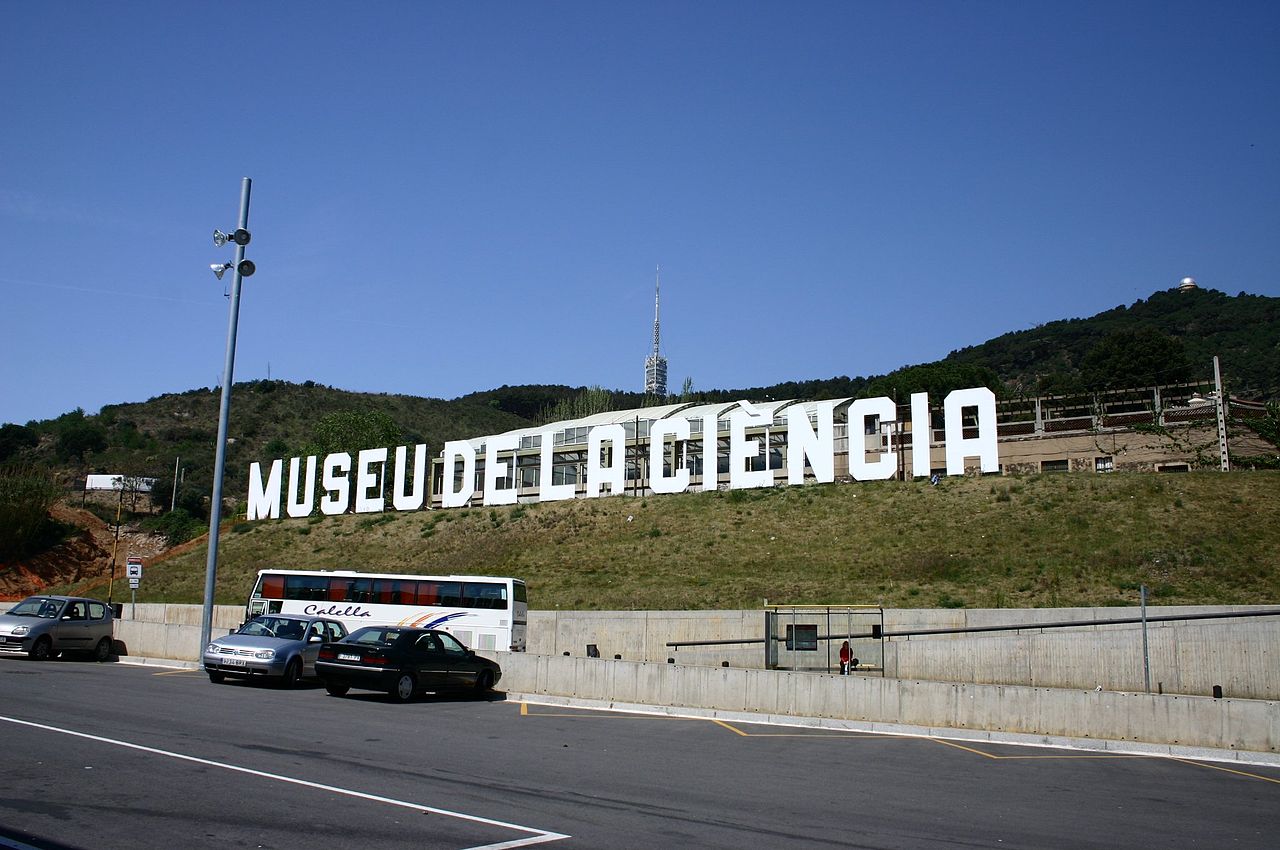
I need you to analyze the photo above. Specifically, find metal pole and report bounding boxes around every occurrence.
[170,455,180,512]
[1140,584,1151,694]
[108,485,122,604]
[200,177,252,653]
[1213,355,1229,472]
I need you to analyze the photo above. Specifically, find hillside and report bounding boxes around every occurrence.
[944,287,1280,397]
[2,286,1278,606]
[57,471,1280,610]
[4,287,1276,498]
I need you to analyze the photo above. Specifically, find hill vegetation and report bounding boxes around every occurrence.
[2,286,1278,605]
[57,471,1280,610]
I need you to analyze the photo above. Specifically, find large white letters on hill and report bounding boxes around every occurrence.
[245,388,1000,521]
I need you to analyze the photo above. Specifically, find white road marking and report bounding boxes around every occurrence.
[0,715,568,849]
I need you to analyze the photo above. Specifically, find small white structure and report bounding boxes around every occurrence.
[85,474,156,493]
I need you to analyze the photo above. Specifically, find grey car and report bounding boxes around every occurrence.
[203,614,347,687]
[0,595,115,661]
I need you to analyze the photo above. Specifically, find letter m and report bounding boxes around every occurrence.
[247,459,283,520]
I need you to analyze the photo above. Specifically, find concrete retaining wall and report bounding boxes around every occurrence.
[108,603,1279,753]
[114,604,1279,699]
[883,619,1278,699]
[532,606,1280,699]
[498,652,1280,755]
[112,603,243,663]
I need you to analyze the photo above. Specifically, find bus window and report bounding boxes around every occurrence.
[373,579,415,604]
[284,575,328,601]
[437,582,462,607]
[462,582,507,609]
[259,574,285,599]
[345,578,373,603]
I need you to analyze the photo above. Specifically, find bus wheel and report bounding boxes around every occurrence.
[389,673,416,703]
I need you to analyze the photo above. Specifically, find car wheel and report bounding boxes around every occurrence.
[208,671,226,684]
[324,682,349,697]
[474,669,495,695]
[92,637,113,662]
[280,658,302,689]
[29,637,53,661]
[389,672,416,703]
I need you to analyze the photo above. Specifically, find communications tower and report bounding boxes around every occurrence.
[643,266,668,396]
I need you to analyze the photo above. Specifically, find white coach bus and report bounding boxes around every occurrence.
[244,569,528,652]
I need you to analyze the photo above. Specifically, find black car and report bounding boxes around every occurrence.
[315,627,502,703]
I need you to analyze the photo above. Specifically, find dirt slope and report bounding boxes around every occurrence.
[0,504,168,601]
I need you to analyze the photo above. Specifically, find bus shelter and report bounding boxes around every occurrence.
[764,605,884,674]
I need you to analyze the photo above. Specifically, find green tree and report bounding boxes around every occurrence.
[296,410,405,514]
[0,423,38,462]
[53,409,107,462]
[303,410,403,458]
[0,464,63,560]
[1081,329,1192,390]
[538,386,616,424]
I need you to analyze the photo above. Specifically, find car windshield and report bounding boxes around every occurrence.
[8,598,63,618]
[238,616,306,640]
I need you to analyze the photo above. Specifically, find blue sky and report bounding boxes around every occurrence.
[2,2,1277,426]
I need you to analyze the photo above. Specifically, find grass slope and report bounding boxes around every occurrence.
[89,471,1280,611]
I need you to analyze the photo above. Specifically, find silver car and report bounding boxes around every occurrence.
[0,595,115,661]
[203,614,347,688]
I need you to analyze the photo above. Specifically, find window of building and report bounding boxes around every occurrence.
[1041,459,1070,473]
[1095,456,1114,473]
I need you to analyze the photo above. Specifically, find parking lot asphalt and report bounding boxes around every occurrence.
[3,658,1277,849]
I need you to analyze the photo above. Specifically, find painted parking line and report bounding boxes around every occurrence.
[516,702,1280,786]
[0,714,569,849]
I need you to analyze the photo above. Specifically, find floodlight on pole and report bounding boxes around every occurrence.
[201,177,254,653]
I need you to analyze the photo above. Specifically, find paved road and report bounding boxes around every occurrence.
[1,658,1277,849]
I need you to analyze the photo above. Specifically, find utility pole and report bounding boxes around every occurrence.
[1213,355,1229,472]
[171,456,180,512]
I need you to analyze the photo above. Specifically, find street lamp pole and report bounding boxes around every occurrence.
[201,177,253,652]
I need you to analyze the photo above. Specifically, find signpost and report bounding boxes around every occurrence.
[126,557,143,617]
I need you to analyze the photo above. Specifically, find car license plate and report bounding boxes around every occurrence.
[338,653,361,661]
[223,658,247,667]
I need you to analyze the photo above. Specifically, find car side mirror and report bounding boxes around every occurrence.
[309,634,323,643]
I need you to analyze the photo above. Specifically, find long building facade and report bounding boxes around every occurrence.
[423,378,1273,510]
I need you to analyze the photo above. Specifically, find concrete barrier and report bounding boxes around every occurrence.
[497,652,1279,755]
[108,603,1280,753]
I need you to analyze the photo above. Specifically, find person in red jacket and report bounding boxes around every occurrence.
[839,640,852,675]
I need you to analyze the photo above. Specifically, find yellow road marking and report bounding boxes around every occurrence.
[515,704,1280,781]
[929,738,1002,759]
[1169,757,1280,786]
